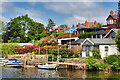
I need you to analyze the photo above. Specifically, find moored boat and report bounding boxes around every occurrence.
[38,63,57,69]
[4,59,22,67]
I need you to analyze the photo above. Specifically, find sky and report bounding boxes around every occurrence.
[0,0,119,27]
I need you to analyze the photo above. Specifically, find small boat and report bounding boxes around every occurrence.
[4,59,22,67]
[38,63,57,69]
[0,55,8,64]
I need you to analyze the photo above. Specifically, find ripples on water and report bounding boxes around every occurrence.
[2,67,120,79]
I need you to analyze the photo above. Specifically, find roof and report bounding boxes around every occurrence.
[89,38,115,45]
[103,29,119,38]
[92,30,108,35]
[69,39,85,45]
[16,43,33,46]
[106,15,118,20]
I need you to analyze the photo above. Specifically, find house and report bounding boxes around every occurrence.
[91,30,108,39]
[106,10,117,25]
[103,29,119,39]
[81,38,120,58]
[58,35,79,46]
[73,27,111,35]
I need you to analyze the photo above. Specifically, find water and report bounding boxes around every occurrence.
[1,67,120,79]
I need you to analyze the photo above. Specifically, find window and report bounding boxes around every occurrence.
[112,31,116,38]
[105,46,108,52]
[108,19,113,24]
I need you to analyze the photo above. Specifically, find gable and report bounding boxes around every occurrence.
[82,40,94,46]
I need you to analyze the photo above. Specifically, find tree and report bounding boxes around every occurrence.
[60,24,68,28]
[47,19,55,30]
[115,30,120,52]
[0,20,7,32]
[96,23,102,27]
[2,14,44,43]
[27,22,44,40]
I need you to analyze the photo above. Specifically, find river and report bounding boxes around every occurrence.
[1,67,120,79]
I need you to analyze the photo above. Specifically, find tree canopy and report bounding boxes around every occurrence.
[47,19,55,30]
[2,14,44,43]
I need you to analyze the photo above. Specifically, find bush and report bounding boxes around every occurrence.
[85,56,100,70]
[92,48,101,59]
[1,43,21,57]
[104,54,119,65]
[78,32,96,39]
[111,62,119,71]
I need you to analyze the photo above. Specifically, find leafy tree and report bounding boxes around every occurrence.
[2,14,44,43]
[115,30,120,52]
[60,24,68,28]
[0,20,7,32]
[27,22,44,40]
[91,48,101,59]
[96,23,102,27]
[47,19,55,30]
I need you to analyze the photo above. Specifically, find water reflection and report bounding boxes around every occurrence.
[2,67,120,79]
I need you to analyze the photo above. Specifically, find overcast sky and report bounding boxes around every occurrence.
[0,0,119,27]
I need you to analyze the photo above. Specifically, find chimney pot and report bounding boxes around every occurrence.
[110,10,114,15]
[85,20,88,28]
[78,22,80,27]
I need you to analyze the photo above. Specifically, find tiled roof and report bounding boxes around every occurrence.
[92,30,108,35]
[89,38,115,45]
[70,39,85,45]
[111,15,117,19]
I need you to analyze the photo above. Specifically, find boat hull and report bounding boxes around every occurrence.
[38,64,57,69]
[4,64,22,68]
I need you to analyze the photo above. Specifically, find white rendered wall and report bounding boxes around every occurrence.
[99,45,117,59]
[58,37,79,45]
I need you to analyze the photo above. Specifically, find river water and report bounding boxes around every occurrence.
[1,67,120,79]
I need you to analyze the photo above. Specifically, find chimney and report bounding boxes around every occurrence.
[58,26,60,31]
[94,20,97,25]
[85,20,88,28]
[78,22,80,27]
[110,10,114,15]
[63,26,66,30]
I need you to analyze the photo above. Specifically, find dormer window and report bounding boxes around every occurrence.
[108,19,113,24]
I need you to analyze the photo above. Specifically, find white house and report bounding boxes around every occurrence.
[81,38,120,59]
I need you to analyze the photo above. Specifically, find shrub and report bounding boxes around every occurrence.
[1,43,21,57]
[78,32,96,39]
[92,48,101,59]
[85,56,100,70]
[111,62,119,71]
[104,54,119,65]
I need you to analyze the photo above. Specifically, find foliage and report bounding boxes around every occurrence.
[111,62,119,71]
[115,30,120,52]
[1,43,21,57]
[85,56,100,70]
[99,62,110,70]
[0,20,7,32]
[2,14,44,43]
[104,54,119,65]
[47,19,55,30]
[78,32,96,39]
[96,23,102,27]
[60,24,68,28]
[52,48,74,58]
[92,48,101,59]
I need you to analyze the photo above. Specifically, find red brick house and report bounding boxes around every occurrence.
[106,10,117,25]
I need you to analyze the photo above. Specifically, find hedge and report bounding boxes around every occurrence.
[1,43,21,57]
